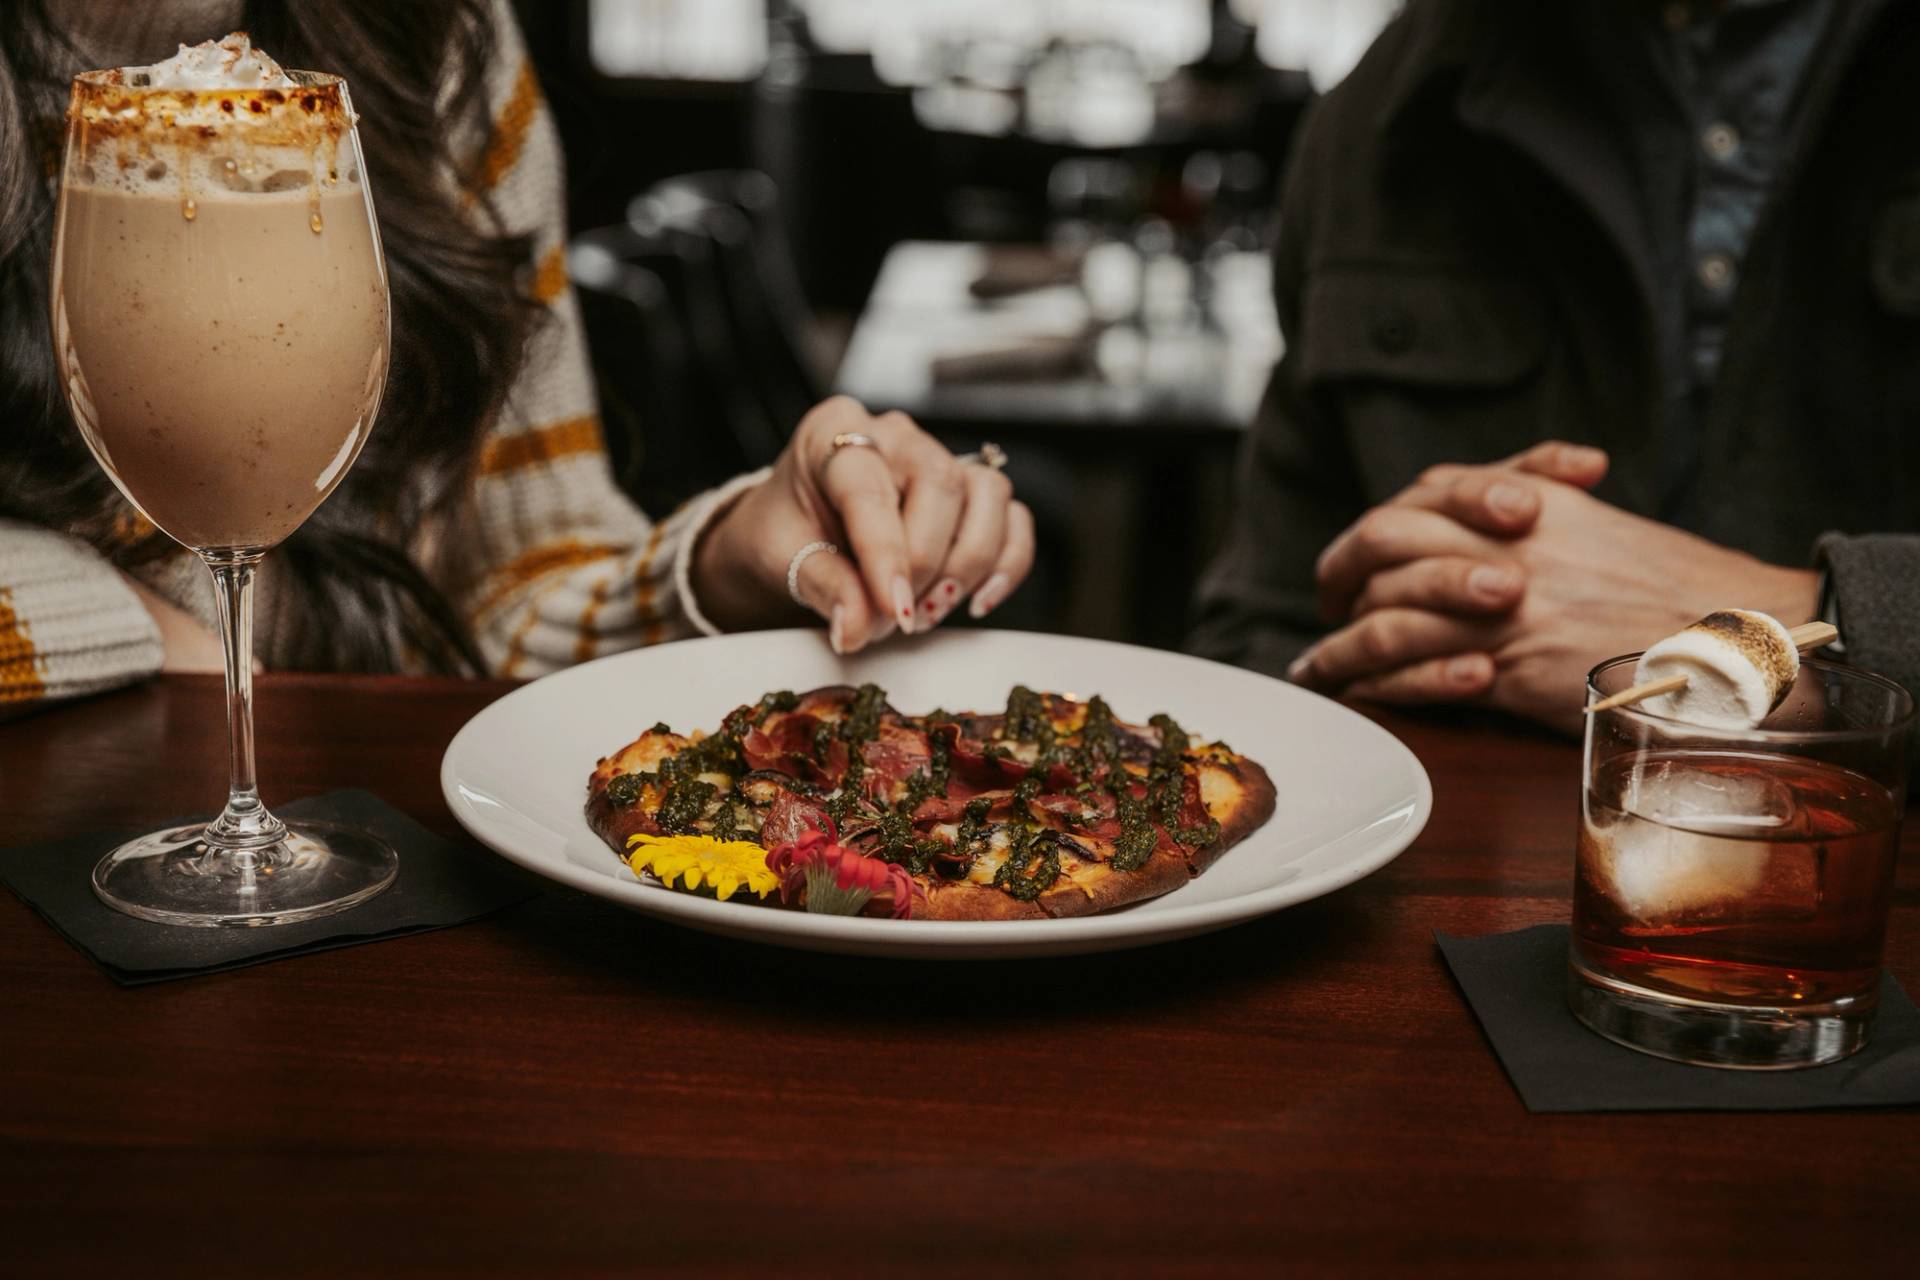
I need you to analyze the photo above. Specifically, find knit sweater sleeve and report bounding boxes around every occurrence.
[1817,533,1920,723]
[0,519,163,711]
[426,1,766,678]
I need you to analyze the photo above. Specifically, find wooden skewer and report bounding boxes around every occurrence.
[1585,621,1839,716]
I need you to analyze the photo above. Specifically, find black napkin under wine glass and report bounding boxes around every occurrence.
[0,789,539,985]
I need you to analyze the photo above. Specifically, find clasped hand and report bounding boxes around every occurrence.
[1289,442,1819,734]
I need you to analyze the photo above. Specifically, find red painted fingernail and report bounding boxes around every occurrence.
[892,575,915,634]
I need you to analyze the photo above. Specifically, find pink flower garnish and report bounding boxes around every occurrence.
[765,817,914,919]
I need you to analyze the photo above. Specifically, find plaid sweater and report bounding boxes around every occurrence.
[2,2,756,710]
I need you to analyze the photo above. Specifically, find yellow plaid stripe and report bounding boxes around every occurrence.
[530,242,569,304]
[471,539,623,621]
[574,577,613,665]
[0,587,46,702]
[103,505,157,550]
[631,523,670,647]
[471,59,541,195]
[501,581,565,678]
[478,415,605,476]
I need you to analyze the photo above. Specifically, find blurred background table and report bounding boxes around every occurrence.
[836,239,1281,647]
[5,674,1918,1275]
[836,241,1280,438]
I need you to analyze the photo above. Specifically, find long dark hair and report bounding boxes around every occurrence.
[0,0,537,673]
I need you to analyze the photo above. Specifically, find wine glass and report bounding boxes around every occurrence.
[51,67,397,925]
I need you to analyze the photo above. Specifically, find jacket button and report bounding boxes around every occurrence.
[1370,307,1416,355]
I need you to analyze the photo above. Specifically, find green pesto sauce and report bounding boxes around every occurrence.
[839,683,889,745]
[1110,793,1158,871]
[993,825,1061,900]
[941,796,996,879]
[1003,685,1055,748]
[1149,712,1189,771]
[657,779,717,834]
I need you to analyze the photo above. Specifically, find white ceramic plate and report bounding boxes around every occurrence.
[441,629,1430,959]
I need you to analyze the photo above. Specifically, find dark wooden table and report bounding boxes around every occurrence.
[4,674,1917,1275]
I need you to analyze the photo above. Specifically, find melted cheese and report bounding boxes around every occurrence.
[1197,763,1239,819]
[965,827,1013,885]
[609,732,683,778]
[992,739,1037,765]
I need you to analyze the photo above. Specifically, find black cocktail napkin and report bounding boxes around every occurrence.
[0,789,540,985]
[1437,924,1920,1112]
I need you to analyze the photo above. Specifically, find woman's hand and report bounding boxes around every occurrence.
[122,572,226,674]
[690,397,1035,652]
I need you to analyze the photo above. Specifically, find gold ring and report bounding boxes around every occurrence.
[957,442,1008,471]
[818,431,881,487]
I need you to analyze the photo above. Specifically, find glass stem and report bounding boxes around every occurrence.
[203,553,283,854]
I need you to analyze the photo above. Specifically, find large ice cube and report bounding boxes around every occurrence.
[1621,758,1794,834]
[1588,759,1819,930]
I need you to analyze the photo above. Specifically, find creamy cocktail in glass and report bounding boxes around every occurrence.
[51,36,396,925]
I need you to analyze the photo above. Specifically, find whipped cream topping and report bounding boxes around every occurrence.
[141,33,294,90]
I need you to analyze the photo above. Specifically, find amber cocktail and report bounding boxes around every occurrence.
[1571,656,1911,1068]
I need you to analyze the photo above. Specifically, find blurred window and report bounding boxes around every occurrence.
[799,0,1210,85]
[588,0,770,81]
[1231,0,1403,90]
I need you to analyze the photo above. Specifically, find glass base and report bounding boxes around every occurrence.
[1568,960,1874,1070]
[91,820,397,928]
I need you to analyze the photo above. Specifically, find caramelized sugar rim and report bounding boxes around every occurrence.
[67,68,353,146]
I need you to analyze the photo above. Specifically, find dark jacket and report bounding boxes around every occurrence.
[1191,0,1920,716]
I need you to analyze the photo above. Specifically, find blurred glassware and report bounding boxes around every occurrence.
[1046,156,1136,251]
[1132,216,1195,335]
[1024,39,1157,148]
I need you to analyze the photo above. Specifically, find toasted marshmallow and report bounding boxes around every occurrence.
[1635,610,1798,729]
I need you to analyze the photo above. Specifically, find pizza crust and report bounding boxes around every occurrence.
[1189,756,1277,875]
[1040,842,1190,917]
[913,881,1049,921]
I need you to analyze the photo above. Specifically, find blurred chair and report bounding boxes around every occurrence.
[752,52,949,308]
[632,171,826,445]
[570,169,825,518]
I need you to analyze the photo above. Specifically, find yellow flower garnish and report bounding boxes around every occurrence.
[625,833,779,902]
